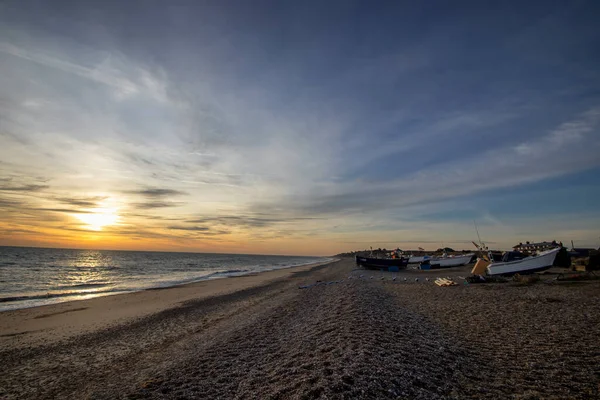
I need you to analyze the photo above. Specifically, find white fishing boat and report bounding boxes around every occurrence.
[428,253,474,267]
[486,247,560,276]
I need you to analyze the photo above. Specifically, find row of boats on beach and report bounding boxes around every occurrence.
[355,252,473,270]
[355,247,561,276]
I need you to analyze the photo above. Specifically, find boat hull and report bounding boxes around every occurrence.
[408,255,428,264]
[355,256,408,271]
[486,248,560,276]
[428,254,474,267]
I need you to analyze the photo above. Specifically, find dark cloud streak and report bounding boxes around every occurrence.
[131,201,185,209]
[124,188,189,211]
[188,215,323,228]
[0,184,49,192]
[34,208,95,214]
[167,225,231,235]
[55,196,106,207]
[167,225,210,231]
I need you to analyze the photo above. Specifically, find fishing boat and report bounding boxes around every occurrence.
[426,253,474,268]
[486,247,560,276]
[355,255,408,271]
[407,255,429,264]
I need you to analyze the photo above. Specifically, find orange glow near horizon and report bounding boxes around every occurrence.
[0,231,339,256]
[2,189,594,256]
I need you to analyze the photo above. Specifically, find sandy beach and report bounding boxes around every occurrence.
[1,258,599,399]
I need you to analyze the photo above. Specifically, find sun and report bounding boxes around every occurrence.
[76,207,120,231]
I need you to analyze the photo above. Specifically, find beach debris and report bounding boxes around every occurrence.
[425,278,430,282]
[380,277,385,280]
[415,278,419,282]
[403,278,407,282]
[392,277,397,281]
[434,277,457,287]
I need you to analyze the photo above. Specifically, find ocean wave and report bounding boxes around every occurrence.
[211,269,249,275]
[54,282,109,290]
[0,288,126,303]
[0,261,18,267]
[0,249,331,311]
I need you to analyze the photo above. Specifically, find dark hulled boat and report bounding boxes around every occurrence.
[355,255,408,271]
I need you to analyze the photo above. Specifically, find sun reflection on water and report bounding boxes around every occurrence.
[62,250,117,291]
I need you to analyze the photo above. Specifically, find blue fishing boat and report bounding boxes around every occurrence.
[355,255,408,272]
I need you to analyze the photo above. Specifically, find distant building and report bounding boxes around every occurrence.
[513,241,560,252]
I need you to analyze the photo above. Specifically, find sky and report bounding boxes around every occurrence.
[1,0,599,256]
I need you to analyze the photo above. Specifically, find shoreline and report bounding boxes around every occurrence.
[0,259,338,349]
[0,257,336,313]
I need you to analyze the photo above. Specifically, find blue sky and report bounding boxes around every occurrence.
[1,1,599,254]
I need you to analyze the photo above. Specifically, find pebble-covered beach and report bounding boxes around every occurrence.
[1,259,599,399]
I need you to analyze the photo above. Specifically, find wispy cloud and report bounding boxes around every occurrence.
[55,196,107,208]
[168,225,210,231]
[0,184,49,192]
[0,41,168,102]
[131,201,185,210]
[127,188,188,198]
[256,106,600,220]
[167,225,230,236]
[0,196,25,208]
[188,215,322,229]
[515,106,600,156]
[33,208,95,214]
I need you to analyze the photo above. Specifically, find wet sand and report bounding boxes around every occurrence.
[1,259,599,399]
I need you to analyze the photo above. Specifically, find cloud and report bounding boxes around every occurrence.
[127,188,188,198]
[55,196,107,208]
[514,106,600,157]
[0,184,49,192]
[166,226,231,236]
[238,105,600,235]
[125,188,188,210]
[0,196,25,208]
[0,227,41,236]
[187,215,322,229]
[34,208,95,214]
[156,225,232,240]
[0,41,168,102]
[131,201,185,209]
[168,225,210,231]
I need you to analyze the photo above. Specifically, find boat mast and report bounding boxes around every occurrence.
[473,220,490,260]
[474,220,483,247]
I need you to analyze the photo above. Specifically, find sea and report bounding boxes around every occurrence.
[0,246,331,312]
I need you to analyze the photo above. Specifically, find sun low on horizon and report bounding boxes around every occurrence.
[1,1,600,255]
[74,204,120,231]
